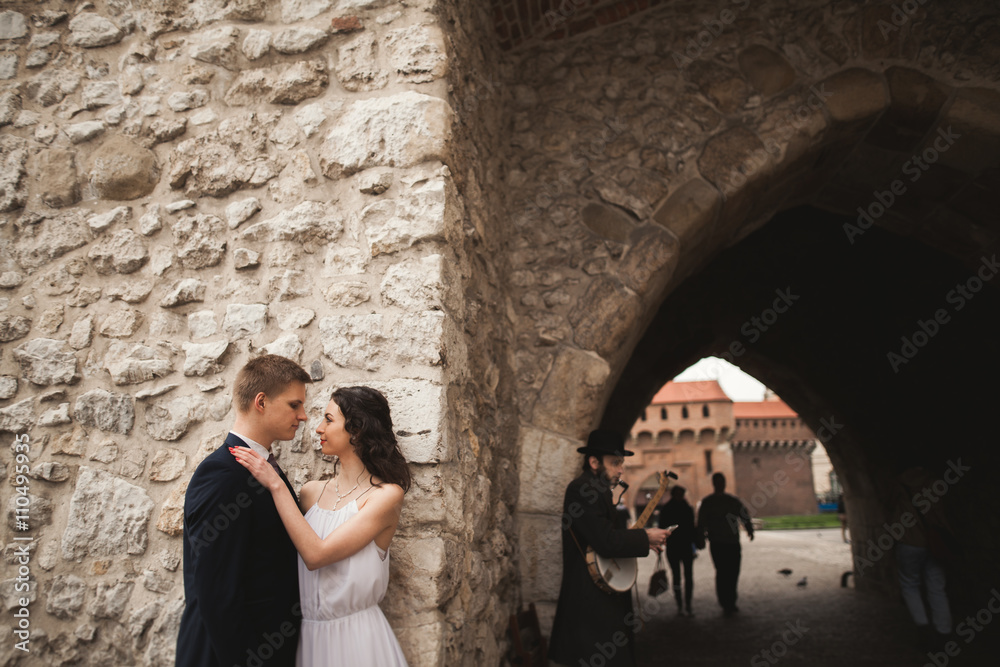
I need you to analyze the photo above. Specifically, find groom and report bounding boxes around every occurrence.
[177,355,312,667]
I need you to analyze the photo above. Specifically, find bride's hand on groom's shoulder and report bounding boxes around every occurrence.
[230,446,282,492]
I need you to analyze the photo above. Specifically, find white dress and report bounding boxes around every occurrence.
[296,499,408,666]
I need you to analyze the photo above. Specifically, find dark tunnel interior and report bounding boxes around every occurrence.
[602,206,1000,634]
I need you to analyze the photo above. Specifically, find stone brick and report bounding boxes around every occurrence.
[381,255,452,312]
[580,202,633,242]
[35,148,79,208]
[819,68,888,124]
[0,314,30,342]
[865,67,951,152]
[618,224,679,297]
[532,346,610,437]
[225,60,328,106]
[145,395,208,441]
[273,27,328,55]
[281,0,335,23]
[88,135,158,200]
[517,514,564,602]
[155,480,188,536]
[318,314,386,371]
[684,61,751,115]
[105,343,173,385]
[568,276,641,359]
[87,229,149,275]
[935,87,1000,174]
[330,16,363,33]
[148,448,186,482]
[62,467,153,559]
[67,13,123,48]
[189,25,240,70]
[385,25,447,83]
[335,32,387,92]
[517,427,582,514]
[0,134,27,212]
[737,45,796,96]
[75,389,134,435]
[359,169,456,256]
[172,214,227,270]
[13,338,80,386]
[319,92,452,179]
[653,178,721,246]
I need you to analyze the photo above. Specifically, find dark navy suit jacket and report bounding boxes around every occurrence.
[176,433,301,667]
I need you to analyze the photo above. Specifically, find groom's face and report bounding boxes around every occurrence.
[259,381,308,442]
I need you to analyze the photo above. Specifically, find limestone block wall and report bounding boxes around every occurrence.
[503,0,1000,630]
[0,1,518,665]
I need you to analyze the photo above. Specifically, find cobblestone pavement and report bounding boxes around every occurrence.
[630,529,996,667]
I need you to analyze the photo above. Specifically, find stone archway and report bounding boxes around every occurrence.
[506,0,1000,632]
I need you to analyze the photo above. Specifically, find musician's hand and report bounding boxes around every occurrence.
[645,528,669,549]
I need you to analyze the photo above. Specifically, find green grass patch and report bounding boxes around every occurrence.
[757,514,842,530]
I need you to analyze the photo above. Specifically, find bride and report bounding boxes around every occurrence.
[232,386,411,666]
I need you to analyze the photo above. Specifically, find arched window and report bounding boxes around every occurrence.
[704,450,713,473]
[682,406,689,419]
[702,405,710,417]
[660,407,667,419]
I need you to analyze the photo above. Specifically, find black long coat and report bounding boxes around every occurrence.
[549,472,651,666]
[176,434,302,667]
[658,497,697,559]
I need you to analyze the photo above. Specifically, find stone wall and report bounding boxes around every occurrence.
[503,0,1000,631]
[3,0,1000,662]
[0,1,518,665]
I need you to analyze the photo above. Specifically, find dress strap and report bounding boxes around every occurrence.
[355,482,377,509]
[315,477,333,507]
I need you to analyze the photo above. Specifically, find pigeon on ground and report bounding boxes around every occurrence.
[778,569,793,577]
[796,577,808,588]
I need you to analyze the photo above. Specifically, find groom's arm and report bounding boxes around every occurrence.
[186,462,262,665]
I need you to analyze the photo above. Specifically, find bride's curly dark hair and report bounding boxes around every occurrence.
[332,386,411,492]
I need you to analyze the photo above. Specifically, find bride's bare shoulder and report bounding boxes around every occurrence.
[362,479,404,509]
[298,480,326,507]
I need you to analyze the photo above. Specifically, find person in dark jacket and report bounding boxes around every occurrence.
[549,430,672,667]
[697,472,754,616]
[658,485,698,616]
[177,355,311,667]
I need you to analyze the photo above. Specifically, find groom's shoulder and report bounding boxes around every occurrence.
[187,435,247,493]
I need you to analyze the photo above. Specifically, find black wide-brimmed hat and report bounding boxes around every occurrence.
[577,429,634,457]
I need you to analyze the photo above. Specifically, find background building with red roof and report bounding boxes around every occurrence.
[625,381,819,520]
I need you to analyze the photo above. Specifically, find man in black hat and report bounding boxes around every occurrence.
[549,430,672,667]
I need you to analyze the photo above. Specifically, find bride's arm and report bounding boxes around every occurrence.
[231,447,403,570]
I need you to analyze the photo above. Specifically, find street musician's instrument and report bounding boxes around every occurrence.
[585,470,678,594]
